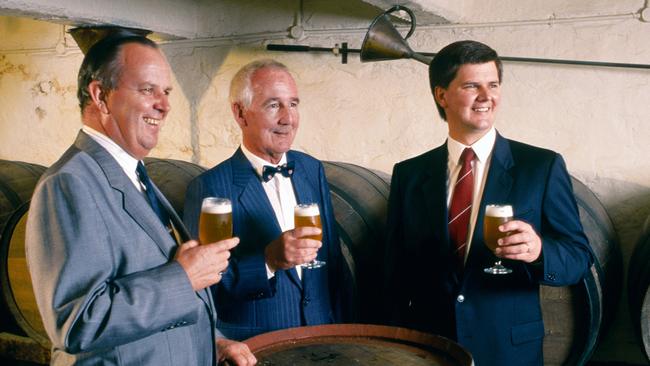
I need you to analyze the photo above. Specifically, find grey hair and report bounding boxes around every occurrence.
[229,59,290,108]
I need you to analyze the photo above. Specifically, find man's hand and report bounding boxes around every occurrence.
[175,238,239,291]
[494,220,542,263]
[264,227,322,271]
[217,338,257,365]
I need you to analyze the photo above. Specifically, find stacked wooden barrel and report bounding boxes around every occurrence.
[0,160,49,364]
[0,158,631,365]
[628,216,650,361]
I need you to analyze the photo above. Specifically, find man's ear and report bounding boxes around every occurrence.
[231,102,247,127]
[434,86,448,109]
[88,81,109,114]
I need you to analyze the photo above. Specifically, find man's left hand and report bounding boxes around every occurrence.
[494,219,542,263]
[217,338,257,366]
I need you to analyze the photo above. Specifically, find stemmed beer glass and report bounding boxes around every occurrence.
[483,204,513,275]
[294,203,325,269]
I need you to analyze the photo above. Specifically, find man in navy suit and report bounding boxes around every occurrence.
[184,59,352,340]
[384,40,593,365]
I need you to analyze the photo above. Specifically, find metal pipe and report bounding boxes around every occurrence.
[266,43,650,70]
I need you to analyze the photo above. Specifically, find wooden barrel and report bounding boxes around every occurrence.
[322,161,391,324]
[0,160,46,335]
[143,157,206,218]
[540,177,623,366]
[244,324,474,365]
[0,160,46,239]
[628,215,650,361]
[322,162,621,366]
[0,202,50,353]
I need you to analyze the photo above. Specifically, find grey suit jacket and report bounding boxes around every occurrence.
[26,131,219,366]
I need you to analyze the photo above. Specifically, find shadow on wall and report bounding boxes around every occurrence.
[163,45,230,164]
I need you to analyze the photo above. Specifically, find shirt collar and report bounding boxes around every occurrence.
[447,127,496,165]
[82,125,140,177]
[240,144,287,179]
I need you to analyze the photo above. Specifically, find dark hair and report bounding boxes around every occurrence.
[77,36,158,110]
[429,40,503,120]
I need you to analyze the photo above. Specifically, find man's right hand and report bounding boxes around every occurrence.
[175,238,239,291]
[264,227,321,271]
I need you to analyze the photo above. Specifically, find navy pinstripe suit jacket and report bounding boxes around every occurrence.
[184,148,352,340]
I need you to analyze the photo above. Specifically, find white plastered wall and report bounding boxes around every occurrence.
[0,1,649,363]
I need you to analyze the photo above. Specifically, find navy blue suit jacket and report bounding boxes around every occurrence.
[184,148,352,340]
[384,133,593,366]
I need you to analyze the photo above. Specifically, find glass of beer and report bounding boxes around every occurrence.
[483,204,514,275]
[199,197,233,245]
[294,203,325,269]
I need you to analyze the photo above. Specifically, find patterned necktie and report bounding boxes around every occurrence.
[136,161,170,226]
[448,148,475,267]
[262,161,295,182]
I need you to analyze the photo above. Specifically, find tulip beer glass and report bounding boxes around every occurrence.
[483,204,513,275]
[294,203,325,269]
[199,197,233,245]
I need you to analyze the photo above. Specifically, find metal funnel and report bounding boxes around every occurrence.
[360,5,431,65]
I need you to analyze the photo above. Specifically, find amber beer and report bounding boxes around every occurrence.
[294,203,325,268]
[483,204,513,251]
[199,197,232,245]
[294,204,322,240]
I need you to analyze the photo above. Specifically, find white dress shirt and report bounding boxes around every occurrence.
[446,127,496,263]
[82,126,144,193]
[240,145,301,279]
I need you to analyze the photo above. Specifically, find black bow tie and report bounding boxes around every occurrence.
[262,161,295,182]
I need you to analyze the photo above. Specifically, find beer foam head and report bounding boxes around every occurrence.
[202,198,232,214]
[294,203,319,216]
[485,204,513,217]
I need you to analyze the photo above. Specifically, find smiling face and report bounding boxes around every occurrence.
[233,67,299,164]
[99,43,172,160]
[435,62,501,145]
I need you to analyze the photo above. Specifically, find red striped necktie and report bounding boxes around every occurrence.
[448,148,475,267]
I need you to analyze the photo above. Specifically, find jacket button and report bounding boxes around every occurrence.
[457,294,465,303]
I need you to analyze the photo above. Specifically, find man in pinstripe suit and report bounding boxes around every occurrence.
[184,59,353,340]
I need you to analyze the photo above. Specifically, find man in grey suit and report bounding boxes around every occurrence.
[25,33,256,365]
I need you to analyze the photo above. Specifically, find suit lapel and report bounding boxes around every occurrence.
[479,134,514,214]
[423,145,451,251]
[289,153,316,205]
[74,132,176,258]
[422,144,463,285]
[467,133,514,269]
[232,149,304,289]
[152,183,191,243]
[285,152,314,288]
[75,132,215,321]
[231,149,282,237]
